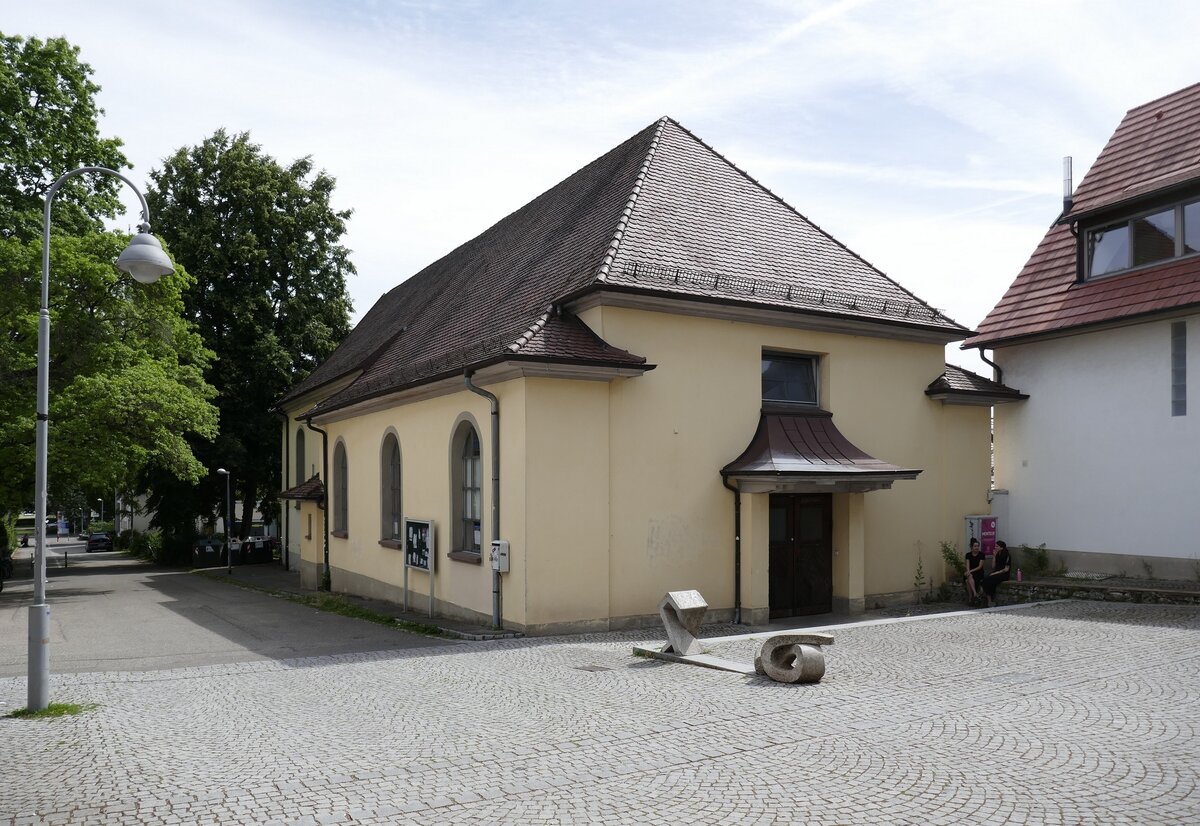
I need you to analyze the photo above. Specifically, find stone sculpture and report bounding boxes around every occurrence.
[754,633,834,684]
[658,590,708,656]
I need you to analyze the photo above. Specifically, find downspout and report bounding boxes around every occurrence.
[721,477,742,624]
[303,417,331,591]
[464,370,501,629]
[979,350,1003,385]
[275,410,290,571]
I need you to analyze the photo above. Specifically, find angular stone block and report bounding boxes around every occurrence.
[658,590,707,655]
[754,634,832,684]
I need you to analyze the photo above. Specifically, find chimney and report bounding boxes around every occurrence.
[1062,156,1073,214]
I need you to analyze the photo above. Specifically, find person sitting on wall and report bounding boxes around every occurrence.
[963,538,985,605]
[982,540,1011,608]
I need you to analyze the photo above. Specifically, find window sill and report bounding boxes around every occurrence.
[378,538,403,550]
[331,530,348,539]
[448,550,482,564]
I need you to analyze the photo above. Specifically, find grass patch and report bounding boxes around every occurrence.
[7,702,98,719]
[195,572,450,638]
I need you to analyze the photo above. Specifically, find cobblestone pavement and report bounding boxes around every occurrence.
[2,601,1198,824]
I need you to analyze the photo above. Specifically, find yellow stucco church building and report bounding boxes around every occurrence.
[277,117,1018,633]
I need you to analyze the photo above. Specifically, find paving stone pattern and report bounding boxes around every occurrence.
[2,601,1198,824]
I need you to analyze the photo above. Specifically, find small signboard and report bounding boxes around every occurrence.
[405,519,435,571]
[965,515,998,557]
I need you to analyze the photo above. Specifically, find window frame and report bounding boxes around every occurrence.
[333,440,348,538]
[448,419,483,559]
[380,432,402,544]
[761,351,820,407]
[1083,196,1200,281]
[295,428,306,484]
[1172,321,1187,417]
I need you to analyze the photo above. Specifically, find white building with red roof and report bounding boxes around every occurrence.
[969,83,1200,578]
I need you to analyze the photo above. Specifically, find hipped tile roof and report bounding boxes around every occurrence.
[280,474,324,501]
[925,364,1027,401]
[970,83,1200,349]
[283,118,967,416]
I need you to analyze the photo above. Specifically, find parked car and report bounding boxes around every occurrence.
[86,532,113,553]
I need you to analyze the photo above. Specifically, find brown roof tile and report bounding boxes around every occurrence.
[970,84,1200,349]
[280,474,324,501]
[285,118,968,415]
[925,364,1026,401]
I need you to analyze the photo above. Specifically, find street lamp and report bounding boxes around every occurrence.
[217,468,232,576]
[96,498,104,523]
[28,167,174,711]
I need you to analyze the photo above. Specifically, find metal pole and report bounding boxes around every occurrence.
[219,470,232,575]
[227,474,233,575]
[27,166,167,710]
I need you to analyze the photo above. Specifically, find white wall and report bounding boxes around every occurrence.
[994,315,1198,559]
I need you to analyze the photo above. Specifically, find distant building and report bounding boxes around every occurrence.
[278,117,1007,633]
[969,83,1200,578]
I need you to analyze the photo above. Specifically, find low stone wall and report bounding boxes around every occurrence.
[999,580,1200,606]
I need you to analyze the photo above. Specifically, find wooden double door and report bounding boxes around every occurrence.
[769,493,833,618]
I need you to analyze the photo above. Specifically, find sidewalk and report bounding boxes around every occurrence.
[194,561,523,640]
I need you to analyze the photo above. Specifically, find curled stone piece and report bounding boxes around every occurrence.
[754,633,833,684]
[658,590,708,655]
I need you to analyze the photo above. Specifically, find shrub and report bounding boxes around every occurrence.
[940,541,966,577]
[1021,543,1050,575]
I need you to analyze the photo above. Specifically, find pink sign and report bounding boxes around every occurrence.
[980,516,997,556]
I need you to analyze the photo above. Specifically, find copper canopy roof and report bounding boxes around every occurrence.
[721,408,921,493]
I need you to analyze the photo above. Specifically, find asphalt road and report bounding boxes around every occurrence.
[0,546,456,677]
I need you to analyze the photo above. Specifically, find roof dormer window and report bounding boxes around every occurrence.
[1085,197,1200,279]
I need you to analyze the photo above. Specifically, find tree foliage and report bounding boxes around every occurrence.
[147,130,354,537]
[0,33,218,518]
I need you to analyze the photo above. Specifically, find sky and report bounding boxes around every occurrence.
[9,1,1200,373]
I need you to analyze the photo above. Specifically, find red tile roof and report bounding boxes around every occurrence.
[970,83,1200,349]
[280,474,324,501]
[284,118,968,416]
[925,364,1027,403]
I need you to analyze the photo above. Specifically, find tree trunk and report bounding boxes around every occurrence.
[239,478,255,539]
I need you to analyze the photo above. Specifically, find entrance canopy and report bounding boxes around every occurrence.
[721,408,921,494]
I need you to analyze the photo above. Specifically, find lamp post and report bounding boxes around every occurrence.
[28,167,174,712]
[217,468,232,575]
[96,498,104,523]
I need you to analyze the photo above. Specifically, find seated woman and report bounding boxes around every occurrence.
[963,538,985,604]
[981,540,1012,608]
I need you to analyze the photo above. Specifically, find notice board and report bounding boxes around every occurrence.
[405,519,435,571]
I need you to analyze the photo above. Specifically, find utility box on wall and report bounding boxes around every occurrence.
[965,515,997,556]
[490,539,510,573]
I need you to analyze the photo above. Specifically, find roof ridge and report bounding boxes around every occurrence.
[1125,81,1200,116]
[663,117,959,327]
[594,116,668,284]
[508,308,552,353]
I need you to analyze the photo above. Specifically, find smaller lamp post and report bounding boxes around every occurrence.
[96,499,104,524]
[217,469,232,575]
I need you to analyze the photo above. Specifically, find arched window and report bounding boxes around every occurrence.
[451,422,482,553]
[295,428,306,484]
[333,440,348,536]
[381,433,401,541]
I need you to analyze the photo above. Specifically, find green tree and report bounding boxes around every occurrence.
[0,33,218,520]
[147,130,354,538]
